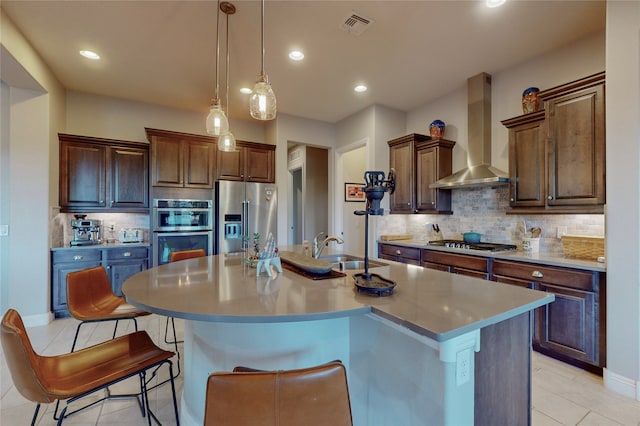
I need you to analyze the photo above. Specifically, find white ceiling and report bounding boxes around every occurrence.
[1,0,605,124]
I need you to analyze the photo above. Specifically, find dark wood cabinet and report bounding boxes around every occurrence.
[217,141,275,183]
[388,134,454,214]
[491,259,606,373]
[146,128,216,188]
[502,111,546,208]
[422,250,489,279]
[378,243,421,265]
[51,246,150,317]
[501,72,605,214]
[59,134,148,212]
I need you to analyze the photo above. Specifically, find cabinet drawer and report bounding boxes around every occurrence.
[492,260,596,291]
[422,250,488,272]
[106,247,149,260]
[52,250,102,263]
[379,244,421,260]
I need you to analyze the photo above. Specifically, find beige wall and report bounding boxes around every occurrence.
[1,10,65,324]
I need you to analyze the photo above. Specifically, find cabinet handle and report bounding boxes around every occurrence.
[407,203,411,206]
[123,252,132,257]
[531,270,544,278]
[73,255,83,261]
[510,198,514,202]
[431,201,435,205]
[547,195,553,200]
[396,250,401,255]
[99,200,104,204]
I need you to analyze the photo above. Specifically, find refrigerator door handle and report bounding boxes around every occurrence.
[242,200,249,250]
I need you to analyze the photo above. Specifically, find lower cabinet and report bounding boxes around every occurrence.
[422,250,490,279]
[51,246,150,317]
[105,247,149,296]
[377,243,421,265]
[492,259,606,372]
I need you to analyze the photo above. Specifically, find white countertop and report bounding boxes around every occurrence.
[122,249,554,342]
[379,239,606,272]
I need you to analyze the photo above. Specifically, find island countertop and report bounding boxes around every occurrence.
[123,250,553,342]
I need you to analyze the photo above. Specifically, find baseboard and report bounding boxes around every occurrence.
[22,311,54,327]
[604,367,639,400]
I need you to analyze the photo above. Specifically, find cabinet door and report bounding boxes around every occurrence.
[60,142,107,208]
[535,283,598,365]
[217,147,244,181]
[184,139,215,188]
[245,146,275,183]
[151,136,184,187]
[423,262,449,272]
[452,267,489,280]
[546,83,605,206]
[111,147,149,208]
[508,117,546,207]
[415,144,453,213]
[108,259,148,296]
[415,146,438,211]
[389,140,414,213]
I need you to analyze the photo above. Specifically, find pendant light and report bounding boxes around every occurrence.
[249,0,277,120]
[206,0,229,136]
[218,1,237,152]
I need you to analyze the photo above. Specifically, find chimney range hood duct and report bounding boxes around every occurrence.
[430,72,509,189]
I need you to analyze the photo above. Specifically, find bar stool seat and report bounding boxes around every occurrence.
[1,309,180,426]
[66,266,150,352]
[204,360,353,426]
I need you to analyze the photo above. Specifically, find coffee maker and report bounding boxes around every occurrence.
[70,215,102,246]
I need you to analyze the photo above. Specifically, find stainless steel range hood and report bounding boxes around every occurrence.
[430,72,509,189]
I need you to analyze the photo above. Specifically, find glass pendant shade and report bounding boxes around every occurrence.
[250,74,277,120]
[206,101,229,136]
[218,131,236,152]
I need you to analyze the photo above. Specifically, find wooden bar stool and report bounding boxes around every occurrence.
[1,309,180,426]
[66,266,150,352]
[204,361,353,426]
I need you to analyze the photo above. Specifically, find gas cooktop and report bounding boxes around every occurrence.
[428,240,517,252]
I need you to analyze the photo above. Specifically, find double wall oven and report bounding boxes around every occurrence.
[152,199,214,266]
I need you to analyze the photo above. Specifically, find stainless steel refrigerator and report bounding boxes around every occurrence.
[216,181,278,256]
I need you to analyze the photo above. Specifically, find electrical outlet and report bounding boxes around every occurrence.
[557,226,567,239]
[456,348,471,386]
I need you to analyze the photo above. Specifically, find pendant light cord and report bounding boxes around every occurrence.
[214,0,221,101]
[225,8,230,115]
[260,0,265,75]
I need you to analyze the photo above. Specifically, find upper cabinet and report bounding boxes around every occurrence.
[388,134,455,214]
[59,134,149,212]
[502,72,605,214]
[217,141,275,183]
[146,128,216,189]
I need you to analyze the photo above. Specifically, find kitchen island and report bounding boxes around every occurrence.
[123,251,554,425]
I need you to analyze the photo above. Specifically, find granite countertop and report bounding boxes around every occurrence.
[379,238,606,272]
[51,241,150,250]
[122,247,554,342]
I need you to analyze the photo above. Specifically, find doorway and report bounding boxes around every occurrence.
[287,145,329,246]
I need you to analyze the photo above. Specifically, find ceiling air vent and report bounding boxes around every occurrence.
[339,11,374,36]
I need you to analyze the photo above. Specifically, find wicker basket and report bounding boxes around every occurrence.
[561,235,605,260]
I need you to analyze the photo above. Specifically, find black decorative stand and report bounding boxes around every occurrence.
[353,170,397,296]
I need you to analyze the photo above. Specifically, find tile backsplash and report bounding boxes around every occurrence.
[52,212,150,247]
[376,186,605,253]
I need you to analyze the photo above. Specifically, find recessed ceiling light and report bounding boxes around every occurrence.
[486,0,506,8]
[289,50,304,61]
[240,87,252,94]
[354,85,367,93]
[79,50,100,60]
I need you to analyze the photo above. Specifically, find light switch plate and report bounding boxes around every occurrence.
[0,225,8,236]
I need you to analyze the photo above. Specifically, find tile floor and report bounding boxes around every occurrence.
[2,314,640,425]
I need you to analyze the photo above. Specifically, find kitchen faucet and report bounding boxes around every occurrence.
[312,232,344,258]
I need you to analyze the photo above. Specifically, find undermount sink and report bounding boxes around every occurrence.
[318,254,388,270]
